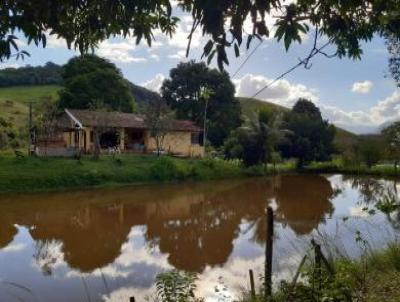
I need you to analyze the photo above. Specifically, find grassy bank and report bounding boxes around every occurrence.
[0,153,292,193]
[1,152,399,193]
[237,242,400,302]
[304,159,400,177]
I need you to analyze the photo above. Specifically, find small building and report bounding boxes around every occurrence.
[36,109,204,157]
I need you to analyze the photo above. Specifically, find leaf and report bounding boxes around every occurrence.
[274,23,285,41]
[256,22,269,36]
[234,43,240,57]
[9,38,18,51]
[246,35,253,49]
[284,33,291,50]
[42,34,47,48]
[202,40,213,58]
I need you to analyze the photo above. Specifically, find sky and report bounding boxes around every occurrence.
[2,8,399,134]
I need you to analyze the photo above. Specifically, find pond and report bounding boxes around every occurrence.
[0,174,399,301]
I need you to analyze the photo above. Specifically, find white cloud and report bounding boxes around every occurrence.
[351,80,373,94]
[168,15,204,50]
[141,74,165,92]
[371,90,400,124]
[234,73,400,134]
[149,54,160,61]
[319,90,400,133]
[234,73,319,108]
[97,40,147,63]
[319,105,376,134]
[46,34,68,49]
[167,49,187,60]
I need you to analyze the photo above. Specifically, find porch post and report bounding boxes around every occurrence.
[120,128,125,151]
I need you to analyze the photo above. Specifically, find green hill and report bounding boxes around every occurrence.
[0,85,62,133]
[238,97,288,121]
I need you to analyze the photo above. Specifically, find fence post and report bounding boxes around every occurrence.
[314,242,322,296]
[249,269,256,300]
[265,206,274,300]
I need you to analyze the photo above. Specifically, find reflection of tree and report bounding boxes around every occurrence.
[145,200,240,272]
[273,175,335,235]
[29,203,141,272]
[346,176,400,229]
[345,176,386,204]
[0,175,335,274]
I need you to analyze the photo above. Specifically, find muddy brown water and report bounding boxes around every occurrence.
[0,174,399,301]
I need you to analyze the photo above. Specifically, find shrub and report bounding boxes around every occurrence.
[150,156,180,181]
[153,270,202,302]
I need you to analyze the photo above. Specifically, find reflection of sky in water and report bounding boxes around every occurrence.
[0,174,400,301]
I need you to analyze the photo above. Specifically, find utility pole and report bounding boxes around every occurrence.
[200,87,213,153]
[28,101,34,155]
[28,101,33,155]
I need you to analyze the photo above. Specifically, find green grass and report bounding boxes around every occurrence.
[304,158,400,177]
[3,150,399,193]
[0,85,61,133]
[0,85,61,103]
[0,154,272,193]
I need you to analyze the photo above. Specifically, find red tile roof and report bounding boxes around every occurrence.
[66,109,202,132]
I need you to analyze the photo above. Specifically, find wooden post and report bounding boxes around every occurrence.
[129,297,135,302]
[314,243,322,295]
[265,206,274,300]
[249,269,256,300]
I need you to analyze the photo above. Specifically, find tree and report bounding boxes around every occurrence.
[383,121,400,171]
[161,61,241,147]
[58,55,135,112]
[1,1,399,69]
[358,137,382,168]
[143,99,174,156]
[386,34,400,87]
[280,99,335,167]
[224,108,284,167]
[36,97,60,156]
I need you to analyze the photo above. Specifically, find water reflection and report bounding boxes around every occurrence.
[346,176,400,230]
[0,174,398,301]
[0,175,337,274]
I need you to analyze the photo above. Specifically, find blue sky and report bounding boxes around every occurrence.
[3,11,399,134]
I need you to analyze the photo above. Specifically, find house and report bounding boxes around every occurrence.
[35,109,204,157]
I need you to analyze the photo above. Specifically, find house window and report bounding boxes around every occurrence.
[191,133,203,146]
[90,131,94,143]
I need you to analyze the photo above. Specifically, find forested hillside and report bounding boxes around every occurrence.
[0,62,63,87]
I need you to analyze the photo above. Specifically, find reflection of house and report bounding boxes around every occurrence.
[36,109,204,157]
